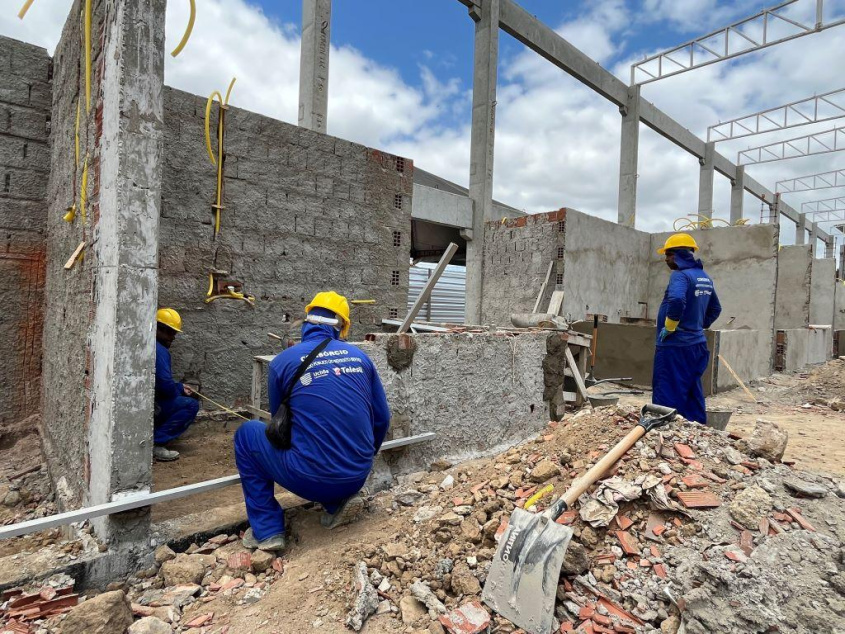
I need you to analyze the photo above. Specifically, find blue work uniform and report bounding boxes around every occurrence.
[154,341,199,445]
[234,318,391,541]
[653,250,722,424]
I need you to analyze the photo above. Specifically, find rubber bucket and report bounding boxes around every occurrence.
[706,410,732,431]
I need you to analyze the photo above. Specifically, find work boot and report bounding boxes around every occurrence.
[153,446,180,462]
[321,496,364,530]
[242,528,286,552]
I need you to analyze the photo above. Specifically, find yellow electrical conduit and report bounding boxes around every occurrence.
[204,78,237,236]
[17,0,35,19]
[673,214,749,232]
[171,0,196,57]
[84,0,92,113]
[205,273,255,306]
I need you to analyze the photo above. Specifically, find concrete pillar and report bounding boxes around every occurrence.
[617,85,640,227]
[810,222,820,257]
[697,141,715,219]
[465,0,499,325]
[825,238,835,259]
[796,214,806,245]
[89,0,165,543]
[298,0,331,133]
[839,244,845,279]
[730,165,745,224]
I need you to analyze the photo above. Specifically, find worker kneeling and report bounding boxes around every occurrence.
[653,234,721,425]
[154,308,200,462]
[234,292,390,552]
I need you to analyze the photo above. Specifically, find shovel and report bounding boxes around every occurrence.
[481,403,677,634]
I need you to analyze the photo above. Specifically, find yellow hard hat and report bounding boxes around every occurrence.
[657,233,699,255]
[156,308,183,333]
[305,291,351,339]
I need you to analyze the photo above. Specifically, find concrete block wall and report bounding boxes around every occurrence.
[809,258,836,326]
[776,327,833,372]
[835,282,845,331]
[712,329,772,392]
[775,245,812,329]
[160,88,412,404]
[481,209,564,325]
[0,36,50,426]
[359,332,554,476]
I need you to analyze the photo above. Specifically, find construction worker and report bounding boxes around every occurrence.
[154,308,200,462]
[653,234,722,425]
[233,291,390,552]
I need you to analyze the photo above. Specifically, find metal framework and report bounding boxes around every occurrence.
[776,167,845,192]
[737,125,845,165]
[802,196,845,222]
[708,87,845,142]
[632,0,845,85]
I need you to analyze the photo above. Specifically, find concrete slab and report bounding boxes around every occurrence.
[775,245,811,329]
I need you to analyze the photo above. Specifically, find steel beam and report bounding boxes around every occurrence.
[777,167,845,192]
[632,0,845,85]
[0,434,436,541]
[709,87,845,142]
[738,125,845,165]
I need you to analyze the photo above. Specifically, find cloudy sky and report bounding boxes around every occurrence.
[3,0,845,246]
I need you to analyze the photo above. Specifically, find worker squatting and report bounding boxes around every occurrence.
[152,233,720,553]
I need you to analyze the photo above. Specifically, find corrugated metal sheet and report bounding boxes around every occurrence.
[407,263,466,324]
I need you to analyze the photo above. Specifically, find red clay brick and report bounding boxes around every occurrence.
[682,475,709,489]
[615,531,640,556]
[653,563,667,579]
[673,443,695,459]
[787,508,816,532]
[677,491,721,509]
[616,515,634,531]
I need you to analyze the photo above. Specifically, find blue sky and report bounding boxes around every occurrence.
[2,0,844,246]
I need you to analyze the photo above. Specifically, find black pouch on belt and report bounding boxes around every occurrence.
[265,338,330,450]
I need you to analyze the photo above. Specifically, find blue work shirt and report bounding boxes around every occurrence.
[155,341,183,402]
[267,321,391,484]
[656,250,722,347]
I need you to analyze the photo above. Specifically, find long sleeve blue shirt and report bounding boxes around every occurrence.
[267,321,391,483]
[155,341,183,402]
[656,250,722,347]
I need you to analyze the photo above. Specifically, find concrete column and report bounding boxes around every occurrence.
[89,0,165,543]
[825,238,835,259]
[465,0,499,325]
[796,213,806,245]
[810,222,820,257]
[298,0,331,133]
[617,85,640,227]
[697,141,715,219]
[730,165,745,224]
[839,244,845,279]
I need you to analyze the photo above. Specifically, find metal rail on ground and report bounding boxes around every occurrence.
[0,433,436,541]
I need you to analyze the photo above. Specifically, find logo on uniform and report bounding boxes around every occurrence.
[300,373,313,386]
[334,367,342,376]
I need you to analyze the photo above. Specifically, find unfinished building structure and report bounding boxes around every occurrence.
[0,0,843,591]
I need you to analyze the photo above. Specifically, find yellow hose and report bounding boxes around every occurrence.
[170,0,196,57]
[74,100,81,168]
[224,77,237,105]
[204,91,223,165]
[84,0,92,113]
[206,272,215,297]
[17,0,35,19]
[80,155,89,223]
[524,484,553,510]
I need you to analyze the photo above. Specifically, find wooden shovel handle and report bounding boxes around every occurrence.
[562,425,646,507]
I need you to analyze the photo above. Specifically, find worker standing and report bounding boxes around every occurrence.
[154,308,200,462]
[233,291,390,552]
[653,234,722,424]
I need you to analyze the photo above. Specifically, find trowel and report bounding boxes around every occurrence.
[481,403,677,634]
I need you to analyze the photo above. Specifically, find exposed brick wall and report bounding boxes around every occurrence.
[481,210,566,325]
[0,35,51,426]
[160,88,412,405]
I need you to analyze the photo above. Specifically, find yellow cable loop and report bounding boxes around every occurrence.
[84,0,92,113]
[224,77,237,105]
[204,91,223,166]
[17,0,35,20]
[206,272,215,298]
[170,0,196,57]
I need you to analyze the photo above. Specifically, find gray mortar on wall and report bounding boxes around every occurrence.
[0,36,50,426]
[775,245,811,329]
[359,332,557,480]
[160,88,412,405]
[809,258,836,326]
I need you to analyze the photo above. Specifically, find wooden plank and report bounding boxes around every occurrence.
[245,405,271,421]
[399,242,459,333]
[251,360,263,411]
[565,345,589,402]
[63,242,85,270]
[546,289,565,316]
[532,261,554,314]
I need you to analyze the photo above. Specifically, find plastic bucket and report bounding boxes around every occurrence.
[706,409,733,431]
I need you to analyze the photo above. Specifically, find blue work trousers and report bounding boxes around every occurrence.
[652,342,709,425]
[154,396,200,445]
[233,420,369,541]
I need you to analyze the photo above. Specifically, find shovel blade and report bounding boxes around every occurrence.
[482,508,573,634]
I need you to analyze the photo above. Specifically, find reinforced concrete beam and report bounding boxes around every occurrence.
[412,184,473,229]
[617,86,640,227]
[465,0,499,325]
[298,0,331,133]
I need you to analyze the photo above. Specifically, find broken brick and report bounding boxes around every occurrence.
[438,601,491,634]
[185,613,214,628]
[649,545,661,558]
[725,550,748,563]
[227,551,252,570]
[677,491,721,509]
[651,525,666,537]
[556,510,578,525]
[653,563,667,579]
[739,530,754,556]
[616,515,633,531]
[560,623,574,632]
[579,605,596,619]
[786,508,816,532]
[682,474,709,489]
[615,531,640,556]
[674,443,695,459]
